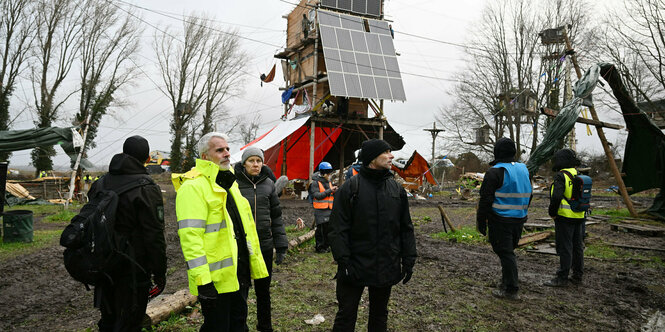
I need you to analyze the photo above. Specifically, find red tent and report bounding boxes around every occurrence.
[232,115,405,180]
[391,150,437,187]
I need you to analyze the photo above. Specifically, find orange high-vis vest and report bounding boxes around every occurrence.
[312,181,334,209]
[352,168,358,176]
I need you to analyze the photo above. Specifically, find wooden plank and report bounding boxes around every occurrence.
[610,223,665,237]
[143,289,197,327]
[523,223,554,231]
[526,243,558,255]
[606,243,665,252]
[518,231,553,246]
[541,107,623,129]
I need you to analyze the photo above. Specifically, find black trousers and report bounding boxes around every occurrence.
[96,278,150,332]
[488,220,524,294]
[332,279,392,332]
[315,222,331,252]
[200,285,249,332]
[554,218,585,279]
[253,249,274,331]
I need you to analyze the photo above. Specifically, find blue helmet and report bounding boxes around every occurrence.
[318,161,332,171]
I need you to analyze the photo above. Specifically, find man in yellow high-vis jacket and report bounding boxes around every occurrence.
[173,132,268,331]
[545,149,585,287]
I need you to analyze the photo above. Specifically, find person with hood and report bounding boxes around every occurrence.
[89,135,167,331]
[234,147,288,332]
[329,138,417,331]
[476,137,532,300]
[544,148,585,287]
[172,132,268,331]
[309,161,337,253]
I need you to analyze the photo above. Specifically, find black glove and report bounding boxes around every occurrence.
[476,219,487,236]
[275,248,287,265]
[197,282,218,301]
[401,267,413,284]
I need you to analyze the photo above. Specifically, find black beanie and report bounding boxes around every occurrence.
[490,137,516,166]
[552,148,581,171]
[123,135,150,162]
[361,139,391,166]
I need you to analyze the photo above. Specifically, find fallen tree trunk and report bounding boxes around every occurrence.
[518,231,553,247]
[288,229,316,250]
[143,289,197,327]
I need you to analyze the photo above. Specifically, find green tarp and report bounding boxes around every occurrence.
[0,127,93,168]
[526,64,600,174]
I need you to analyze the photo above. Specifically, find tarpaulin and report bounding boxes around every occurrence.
[233,115,406,180]
[526,64,601,174]
[391,150,437,186]
[599,63,665,220]
[0,127,94,168]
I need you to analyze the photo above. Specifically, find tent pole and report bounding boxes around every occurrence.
[563,28,637,217]
[281,137,288,176]
[65,114,91,208]
[309,120,316,183]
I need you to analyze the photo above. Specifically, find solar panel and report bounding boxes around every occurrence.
[319,0,382,18]
[318,9,405,101]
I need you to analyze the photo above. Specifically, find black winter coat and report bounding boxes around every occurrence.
[89,153,167,281]
[234,163,288,252]
[329,167,417,287]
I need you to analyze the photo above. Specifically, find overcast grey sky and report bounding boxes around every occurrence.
[7,0,624,170]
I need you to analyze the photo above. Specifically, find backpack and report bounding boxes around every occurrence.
[60,176,151,289]
[561,170,592,212]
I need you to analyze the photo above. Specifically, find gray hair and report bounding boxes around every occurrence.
[198,132,230,157]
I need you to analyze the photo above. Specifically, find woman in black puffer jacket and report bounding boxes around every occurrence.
[234,147,288,332]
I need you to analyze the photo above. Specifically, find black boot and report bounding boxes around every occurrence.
[544,277,568,287]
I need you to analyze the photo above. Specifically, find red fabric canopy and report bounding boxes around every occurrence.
[391,151,437,186]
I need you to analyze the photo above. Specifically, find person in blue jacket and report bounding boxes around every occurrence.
[476,137,532,300]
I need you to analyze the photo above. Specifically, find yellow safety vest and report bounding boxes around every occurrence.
[312,181,334,209]
[172,159,268,295]
[551,168,585,219]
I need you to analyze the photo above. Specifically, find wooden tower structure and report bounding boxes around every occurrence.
[275,0,407,183]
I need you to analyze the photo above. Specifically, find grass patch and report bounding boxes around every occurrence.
[432,226,485,244]
[585,243,620,259]
[43,209,77,223]
[0,229,62,261]
[142,310,199,332]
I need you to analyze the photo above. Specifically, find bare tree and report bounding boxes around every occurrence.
[236,114,261,145]
[0,0,34,161]
[438,0,594,161]
[30,0,82,174]
[154,14,246,172]
[74,0,141,157]
[601,0,665,105]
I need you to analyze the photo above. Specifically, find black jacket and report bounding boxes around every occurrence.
[477,165,531,224]
[309,172,334,223]
[89,153,167,281]
[234,163,288,252]
[329,166,417,287]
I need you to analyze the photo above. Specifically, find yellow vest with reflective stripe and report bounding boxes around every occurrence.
[551,168,585,219]
[172,159,269,295]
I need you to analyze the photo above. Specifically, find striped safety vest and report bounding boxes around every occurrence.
[491,162,532,218]
[551,168,585,219]
[312,181,334,210]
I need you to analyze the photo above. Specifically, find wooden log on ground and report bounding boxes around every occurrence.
[437,205,457,233]
[610,223,665,237]
[288,229,316,250]
[143,289,197,327]
[518,231,553,247]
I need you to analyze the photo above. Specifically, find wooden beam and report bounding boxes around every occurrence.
[541,107,623,130]
[437,205,457,233]
[518,230,553,247]
[143,289,197,327]
[314,116,385,127]
[563,28,637,218]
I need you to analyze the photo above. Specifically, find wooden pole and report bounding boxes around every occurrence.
[563,28,637,217]
[339,129,345,185]
[309,120,316,183]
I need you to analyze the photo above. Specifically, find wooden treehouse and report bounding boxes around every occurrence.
[274,0,407,182]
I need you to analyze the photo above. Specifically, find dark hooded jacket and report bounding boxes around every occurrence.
[234,163,288,252]
[477,138,531,224]
[549,149,582,218]
[329,166,417,287]
[88,153,167,281]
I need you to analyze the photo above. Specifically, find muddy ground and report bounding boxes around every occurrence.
[0,181,664,331]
